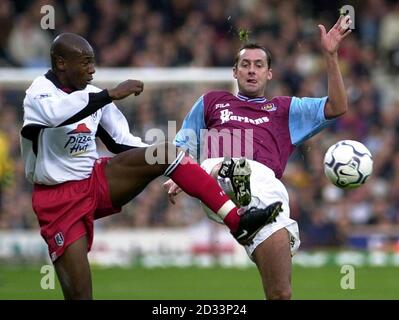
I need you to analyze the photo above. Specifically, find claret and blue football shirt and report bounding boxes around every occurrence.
[175,91,332,179]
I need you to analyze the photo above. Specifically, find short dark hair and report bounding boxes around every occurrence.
[234,43,272,69]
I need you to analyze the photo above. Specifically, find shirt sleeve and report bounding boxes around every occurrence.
[288,96,334,145]
[97,103,149,154]
[24,89,112,128]
[174,95,206,160]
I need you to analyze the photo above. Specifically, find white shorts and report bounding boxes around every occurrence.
[200,158,300,259]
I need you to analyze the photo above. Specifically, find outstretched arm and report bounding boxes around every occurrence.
[318,15,352,119]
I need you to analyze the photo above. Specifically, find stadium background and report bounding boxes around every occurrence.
[0,0,399,299]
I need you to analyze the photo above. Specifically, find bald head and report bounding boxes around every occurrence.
[50,33,93,70]
[50,33,96,90]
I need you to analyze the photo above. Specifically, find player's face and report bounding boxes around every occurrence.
[233,49,272,98]
[64,50,95,90]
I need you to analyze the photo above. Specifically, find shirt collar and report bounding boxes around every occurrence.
[45,69,75,93]
[236,92,267,104]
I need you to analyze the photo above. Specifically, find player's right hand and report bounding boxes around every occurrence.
[108,80,144,100]
[162,179,182,205]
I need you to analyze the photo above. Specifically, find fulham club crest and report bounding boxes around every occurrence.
[54,232,64,247]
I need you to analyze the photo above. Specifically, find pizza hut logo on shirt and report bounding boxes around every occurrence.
[261,103,277,111]
[64,123,93,156]
[67,123,91,134]
[54,232,64,247]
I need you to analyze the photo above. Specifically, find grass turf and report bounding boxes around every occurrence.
[0,265,397,300]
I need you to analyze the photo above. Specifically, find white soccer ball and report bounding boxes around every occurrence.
[324,140,373,189]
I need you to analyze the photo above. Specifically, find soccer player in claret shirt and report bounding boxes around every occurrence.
[165,15,352,299]
[20,33,282,300]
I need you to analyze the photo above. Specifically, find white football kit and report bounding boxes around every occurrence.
[21,70,147,185]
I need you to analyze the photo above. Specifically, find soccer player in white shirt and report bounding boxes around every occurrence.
[20,33,282,299]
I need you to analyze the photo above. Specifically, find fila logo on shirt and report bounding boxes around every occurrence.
[220,109,269,125]
[215,103,230,109]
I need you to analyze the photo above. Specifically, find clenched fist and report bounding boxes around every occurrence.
[108,80,144,100]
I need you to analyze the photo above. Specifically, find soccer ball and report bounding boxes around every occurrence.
[324,140,373,189]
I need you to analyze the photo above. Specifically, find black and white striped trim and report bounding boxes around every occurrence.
[164,150,185,176]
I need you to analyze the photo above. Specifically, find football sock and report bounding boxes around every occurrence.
[165,152,241,232]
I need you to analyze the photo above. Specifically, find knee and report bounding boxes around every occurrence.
[267,286,291,300]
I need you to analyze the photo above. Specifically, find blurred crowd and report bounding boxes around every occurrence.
[0,0,399,250]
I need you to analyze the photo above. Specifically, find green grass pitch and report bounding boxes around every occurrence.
[0,265,397,300]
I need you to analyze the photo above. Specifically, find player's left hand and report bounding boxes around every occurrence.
[318,15,352,55]
[162,179,182,205]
